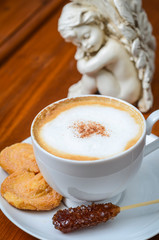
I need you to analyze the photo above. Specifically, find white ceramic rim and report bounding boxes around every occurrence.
[31,95,146,165]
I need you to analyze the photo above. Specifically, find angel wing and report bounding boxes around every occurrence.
[114,0,156,112]
[71,0,156,112]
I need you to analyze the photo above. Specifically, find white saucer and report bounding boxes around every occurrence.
[0,135,159,240]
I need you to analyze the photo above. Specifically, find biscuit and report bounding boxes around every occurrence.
[0,143,39,174]
[1,170,63,210]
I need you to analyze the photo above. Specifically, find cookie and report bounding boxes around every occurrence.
[1,170,62,210]
[0,143,39,174]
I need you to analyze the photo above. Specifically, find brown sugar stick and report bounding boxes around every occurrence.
[53,200,159,233]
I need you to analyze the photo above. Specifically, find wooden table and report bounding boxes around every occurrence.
[0,0,159,239]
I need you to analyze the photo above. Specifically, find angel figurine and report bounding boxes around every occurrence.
[58,0,156,112]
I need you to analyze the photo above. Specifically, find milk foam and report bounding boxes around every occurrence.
[39,105,140,159]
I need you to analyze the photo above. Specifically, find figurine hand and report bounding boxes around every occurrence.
[77,59,87,74]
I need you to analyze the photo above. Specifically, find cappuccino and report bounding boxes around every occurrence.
[32,96,144,160]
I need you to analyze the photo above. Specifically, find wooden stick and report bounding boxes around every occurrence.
[120,199,159,211]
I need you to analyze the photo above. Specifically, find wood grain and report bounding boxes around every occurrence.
[0,0,66,64]
[142,0,159,141]
[0,0,159,239]
[0,0,43,44]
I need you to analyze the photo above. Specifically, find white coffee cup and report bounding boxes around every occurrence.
[31,95,159,207]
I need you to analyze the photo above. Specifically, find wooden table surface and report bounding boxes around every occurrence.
[0,0,159,239]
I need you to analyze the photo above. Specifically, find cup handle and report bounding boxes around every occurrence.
[144,110,159,157]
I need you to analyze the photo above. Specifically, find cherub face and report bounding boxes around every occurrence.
[72,24,105,53]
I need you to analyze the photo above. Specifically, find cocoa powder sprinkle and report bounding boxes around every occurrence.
[70,121,110,138]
